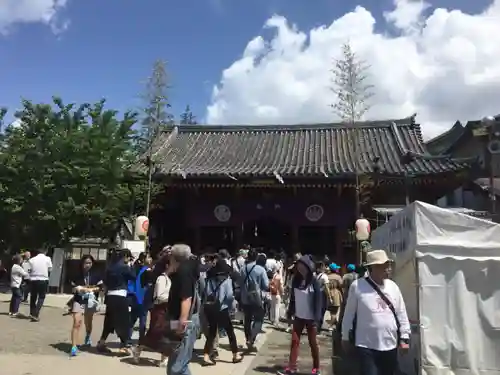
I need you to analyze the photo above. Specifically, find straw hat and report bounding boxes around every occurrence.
[364,249,391,266]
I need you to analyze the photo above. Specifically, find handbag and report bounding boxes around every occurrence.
[161,281,199,352]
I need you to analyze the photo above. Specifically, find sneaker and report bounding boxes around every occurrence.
[70,346,78,357]
[277,367,297,375]
[84,334,92,346]
[311,368,321,375]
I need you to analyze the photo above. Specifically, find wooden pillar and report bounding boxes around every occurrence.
[234,187,243,251]
[194,225,201,254]
[292,224,299,254]
[292,186,299,254]
[335,226,344,268]
[335,185,345,267]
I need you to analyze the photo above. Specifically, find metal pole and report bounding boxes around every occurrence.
[489,128,496,214]
[145,154,153,218]
[483,116,497,215]
[404,172,410,206]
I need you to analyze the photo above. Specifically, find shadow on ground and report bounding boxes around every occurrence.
[244,331,333,375]
[50,342,129,357]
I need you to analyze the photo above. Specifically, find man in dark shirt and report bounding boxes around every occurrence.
[166,244,200,375]
[167,257,198,320]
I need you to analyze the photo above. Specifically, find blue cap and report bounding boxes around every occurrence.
[329,263,340,271]
[347,264,356,271]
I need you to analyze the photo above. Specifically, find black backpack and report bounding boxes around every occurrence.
[203,278,224,315]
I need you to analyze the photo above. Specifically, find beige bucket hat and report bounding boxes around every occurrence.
[364,249,391,266]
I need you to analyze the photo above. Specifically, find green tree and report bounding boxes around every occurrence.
[0,98,140,250]
[180,105,197,125]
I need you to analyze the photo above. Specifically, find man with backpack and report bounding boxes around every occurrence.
[239,248,269,351]
[230,249,246,323]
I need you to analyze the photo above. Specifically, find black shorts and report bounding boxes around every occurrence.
[327,306,340,314]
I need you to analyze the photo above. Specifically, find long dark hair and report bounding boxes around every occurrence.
[109,248,132,263]
[292,258,314,288]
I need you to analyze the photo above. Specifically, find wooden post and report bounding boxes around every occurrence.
[291,224,299,254]
[336,226,344,266]
[234,187,243,251]
[194,225,201,254]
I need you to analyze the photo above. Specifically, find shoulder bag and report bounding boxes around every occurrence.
[349,277,401,345]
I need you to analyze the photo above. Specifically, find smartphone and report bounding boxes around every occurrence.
[169,320,192,330]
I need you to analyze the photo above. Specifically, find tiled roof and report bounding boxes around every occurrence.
[425,121,465,155]
[148,119,471,178]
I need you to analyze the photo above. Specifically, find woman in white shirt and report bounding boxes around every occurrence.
[315,261,330,333]
[269,268,284,326]
[279,255,323,375]
[10,254,29,316]
[133,259,171,367]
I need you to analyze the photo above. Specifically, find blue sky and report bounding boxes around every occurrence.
[0,0,490,124]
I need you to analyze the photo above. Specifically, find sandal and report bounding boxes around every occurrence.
[119,347,130,355]
[201,358,216,366]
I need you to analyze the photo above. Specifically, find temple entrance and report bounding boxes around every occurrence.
[298,226,336,258]
[243,217,291,252]
[200,226,235,253]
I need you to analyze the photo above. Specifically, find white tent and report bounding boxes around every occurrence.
[371,201,500,375]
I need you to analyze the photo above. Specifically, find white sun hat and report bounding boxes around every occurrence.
[364,249,391,266]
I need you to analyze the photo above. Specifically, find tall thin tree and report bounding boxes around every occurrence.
[331,42,373,123]
[139,59,174,217]
[330,42,374,262]
[139,59,173,154]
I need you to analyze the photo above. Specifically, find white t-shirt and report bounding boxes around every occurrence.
[294,284,315,320]
[11,264,29,288]
[316,272,329,291]
[266,258,277,273]
[341,277,411,351]
[29,254,53,281]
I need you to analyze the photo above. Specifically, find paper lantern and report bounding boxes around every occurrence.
[355,217,370,241]
[135,215,149,238]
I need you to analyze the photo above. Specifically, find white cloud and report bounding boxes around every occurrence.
[206,0,500,139]
[0,0,69,35]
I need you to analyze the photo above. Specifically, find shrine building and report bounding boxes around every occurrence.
[144,118,471,264]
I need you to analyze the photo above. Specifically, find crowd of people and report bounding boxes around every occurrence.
[5,244,410,375]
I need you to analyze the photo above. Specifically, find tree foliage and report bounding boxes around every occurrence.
[0,98,145,251]
[180,105,197,125]
[137,59,173,154]
[330,42,374,123]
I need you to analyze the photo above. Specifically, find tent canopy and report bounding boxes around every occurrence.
[371,201,500,267]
